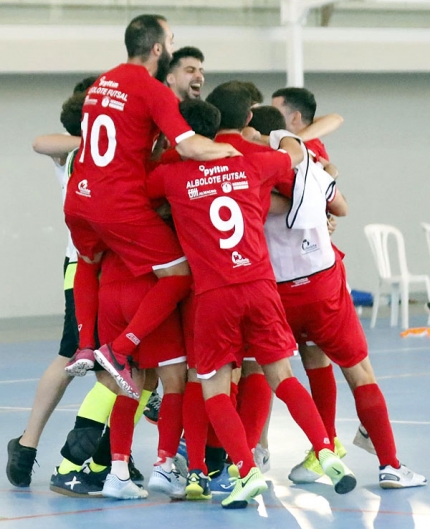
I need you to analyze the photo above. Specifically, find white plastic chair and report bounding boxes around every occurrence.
[422,222,430,262]
[364,224,430,329]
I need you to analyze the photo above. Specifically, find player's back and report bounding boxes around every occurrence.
[156,152,292,294]
[66,64,189,222]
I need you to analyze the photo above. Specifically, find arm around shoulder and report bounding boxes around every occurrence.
[32,134,81,158]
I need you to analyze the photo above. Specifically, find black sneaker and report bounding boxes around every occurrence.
[143,390,162,424]
[82,464,110,487]
[6,436,37,487]
[49,467,104,497]
[129,455,144,482]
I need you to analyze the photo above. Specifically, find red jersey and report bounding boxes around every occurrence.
[305,138,329,162]
[215,133,295,220]
[64,63,193,223]
[147,152,294,294]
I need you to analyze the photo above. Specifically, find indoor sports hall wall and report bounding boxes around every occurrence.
[1,71,429,318]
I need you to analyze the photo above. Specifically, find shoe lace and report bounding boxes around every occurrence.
[148,393,161,411]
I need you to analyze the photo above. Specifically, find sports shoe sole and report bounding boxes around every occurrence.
[94,349,140,400]
[185,483,212,500]
[65,359,94,377]
[49,483,103,498]
[221,478,268,509]
[321,456,357,495]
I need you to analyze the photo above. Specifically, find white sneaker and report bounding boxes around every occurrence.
[102,473,148,500]
[379,464,427,489]
[253,444,270,473]
[353,424,376,455]
[148,465,186,499]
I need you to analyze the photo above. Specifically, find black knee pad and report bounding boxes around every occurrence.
[60,426,103,465]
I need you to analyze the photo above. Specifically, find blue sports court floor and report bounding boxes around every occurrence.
[1,310,430,529]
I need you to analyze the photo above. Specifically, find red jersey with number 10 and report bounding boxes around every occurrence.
[64,63,193,223]
[147,151,294,294]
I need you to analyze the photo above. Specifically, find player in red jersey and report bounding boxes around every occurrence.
[146,98,357,509]
[253,96,426,490]
[64,15,240,399]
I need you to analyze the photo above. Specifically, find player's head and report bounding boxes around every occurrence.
[167,46,205,101]
[179,99,220,140]
[72,76,98,95]
[125,14,173,82]
[206,81,252,131]
[248,105,286,136]
[271,87,316,132]
[60,92,86,137]
[239,81,264,108]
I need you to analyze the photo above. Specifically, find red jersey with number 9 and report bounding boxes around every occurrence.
[64,63,193,223]
[147,151,294,294]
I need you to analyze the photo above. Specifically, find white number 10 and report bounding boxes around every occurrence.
[80,113,117,168]
[209,196,244,249]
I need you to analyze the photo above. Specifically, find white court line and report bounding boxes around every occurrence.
[370,345,430,354]
[0,378,40,384]
[0,406,79,412]
[336,418,430,425]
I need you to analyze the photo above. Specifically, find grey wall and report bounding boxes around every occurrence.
[1,72,429,319]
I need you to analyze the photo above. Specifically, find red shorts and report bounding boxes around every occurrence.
[194,279,297,379]
[65,210,186,277]
[98,274,186,370]
[277,266,368,368]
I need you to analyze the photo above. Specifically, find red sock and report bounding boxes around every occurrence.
[237,374,272,450]
[73,257,100,349]
[275,377,333,455]
[205,394,255,478]
[354,384,399,468]
[112,275,192,356]
[306,365,337,442]
[157,393,184,459]
[183,382,209,473]
[206,383,238,450]
[110,395,139,458]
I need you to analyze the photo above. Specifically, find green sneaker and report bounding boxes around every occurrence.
[288,438,347,484]
[319,448,357,494]
[221,467,267,509]
[186,470,212,500]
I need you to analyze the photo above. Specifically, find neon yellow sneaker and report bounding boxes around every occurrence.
[318,449,357,494]
[221,467,267,509]
[185,469,212,500]
[288,438,347,484]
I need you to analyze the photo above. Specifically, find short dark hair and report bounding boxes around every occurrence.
[169,46,205,72]
[179,99,220,140]
[248,106,286,136]
[271,87,316,125]
[239,81,263,106]
[60,92,85,136]
[125,14,167,59]
[206,81,252,130]
[73,76,98,95]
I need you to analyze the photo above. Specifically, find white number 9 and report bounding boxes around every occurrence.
[209,196,244,249]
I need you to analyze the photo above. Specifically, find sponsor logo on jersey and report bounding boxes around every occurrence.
[232,251,251,268]
[76,180,91,198]
[301,238,319,254]
[198,164,229,178]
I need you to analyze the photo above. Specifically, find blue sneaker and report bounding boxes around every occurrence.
[173,438,188,478]
[50,467,103,497]
[209,465,239,494]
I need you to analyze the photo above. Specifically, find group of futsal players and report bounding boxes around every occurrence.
[6,13,426,509]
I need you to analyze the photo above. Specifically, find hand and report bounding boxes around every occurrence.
[242,126,261,142]
[327,214,337,235]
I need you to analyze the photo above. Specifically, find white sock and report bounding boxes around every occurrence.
[111,460,130,480]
